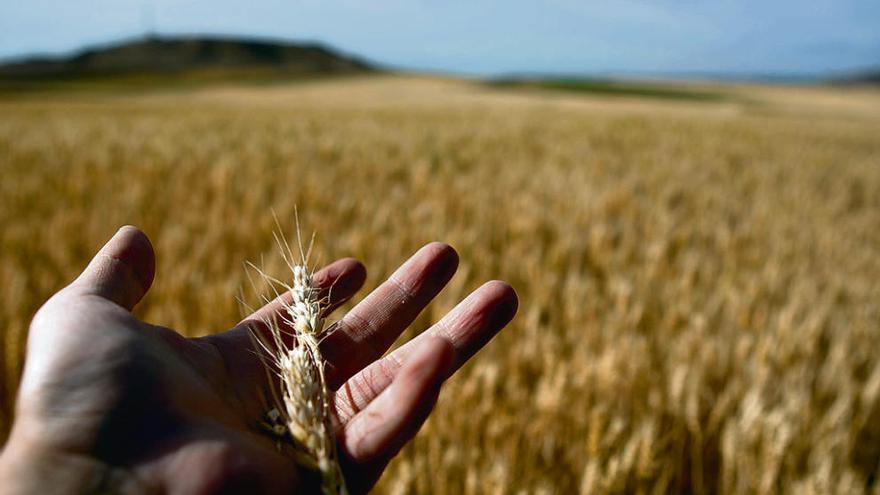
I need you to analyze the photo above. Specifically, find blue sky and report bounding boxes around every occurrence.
[1,1,878,76]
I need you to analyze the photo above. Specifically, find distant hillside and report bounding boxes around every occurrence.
[488,77,730,102]
[827,68,880,85]
[0,36,376,82]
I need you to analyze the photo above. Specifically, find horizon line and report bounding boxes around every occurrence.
[1,31,878,84]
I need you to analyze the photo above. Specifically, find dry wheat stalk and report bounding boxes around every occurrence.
[246,226,348,495]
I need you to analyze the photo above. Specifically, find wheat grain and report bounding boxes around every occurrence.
[2,77,880,493]
[248,231,347,495]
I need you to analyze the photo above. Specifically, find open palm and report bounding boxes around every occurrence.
[0,227,518,494]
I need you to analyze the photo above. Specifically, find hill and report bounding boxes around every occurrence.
[0,35,376,82]
[488,76,729,102]
[827,67,880,85]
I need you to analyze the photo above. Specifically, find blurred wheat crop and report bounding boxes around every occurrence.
[1,76,880,494]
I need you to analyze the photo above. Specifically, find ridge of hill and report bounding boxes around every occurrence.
[0,35,376,81]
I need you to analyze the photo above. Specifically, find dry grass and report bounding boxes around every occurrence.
[1,76,879,493]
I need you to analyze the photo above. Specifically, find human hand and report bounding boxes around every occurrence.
[0,226,518,494]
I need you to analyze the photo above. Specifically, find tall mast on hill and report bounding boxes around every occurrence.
[141,1,157,40]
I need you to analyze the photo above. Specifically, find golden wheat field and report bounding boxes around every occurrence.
[1,75,880,494]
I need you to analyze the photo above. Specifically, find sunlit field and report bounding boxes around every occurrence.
[2,75,879,493]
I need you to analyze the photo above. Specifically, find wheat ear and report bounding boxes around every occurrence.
[248,229,348,495]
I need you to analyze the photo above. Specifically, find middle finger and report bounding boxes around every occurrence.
[321,242,459,389]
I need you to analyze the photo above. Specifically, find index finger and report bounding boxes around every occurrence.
[204,257,366,424]
[239,257,367,326]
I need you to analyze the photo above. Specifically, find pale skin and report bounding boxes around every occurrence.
[0,226,518,494]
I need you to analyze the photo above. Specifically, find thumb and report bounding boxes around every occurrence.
[74,226,156,311]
